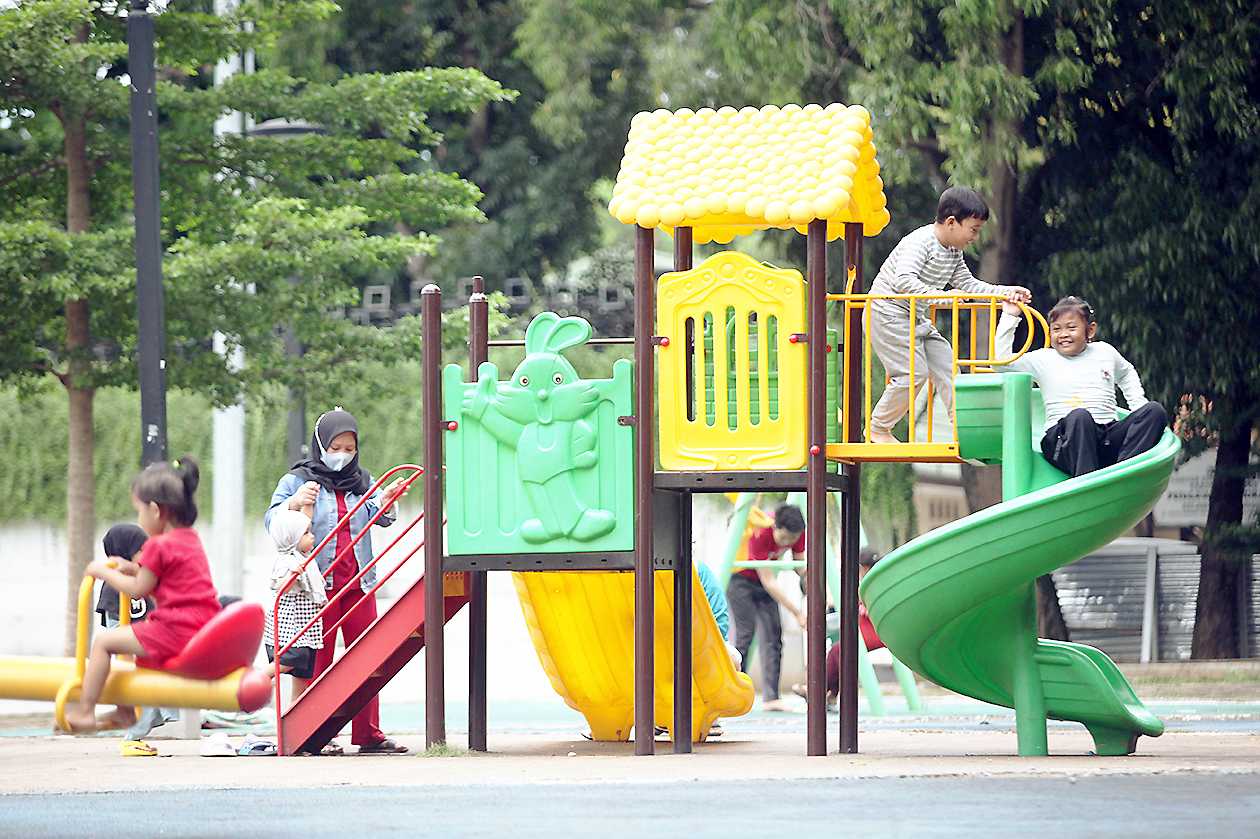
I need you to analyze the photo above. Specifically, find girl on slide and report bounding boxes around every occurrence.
[64,458,220,732]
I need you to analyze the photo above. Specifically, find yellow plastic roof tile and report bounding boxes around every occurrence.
[609,103,890,244]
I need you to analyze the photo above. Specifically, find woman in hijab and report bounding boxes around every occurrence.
[264,408,410,755]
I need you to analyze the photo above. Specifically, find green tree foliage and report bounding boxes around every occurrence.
[1034,0,1260,657]
[0,0,508,649]
[263,0,615,290]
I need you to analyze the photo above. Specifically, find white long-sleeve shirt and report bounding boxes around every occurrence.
[996,312,1147,430]
[869,224,1011,320]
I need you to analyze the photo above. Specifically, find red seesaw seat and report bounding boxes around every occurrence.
[157,601,264,680]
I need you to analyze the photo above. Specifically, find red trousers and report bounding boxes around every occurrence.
[313,562,385,747]
[826,610,884,695]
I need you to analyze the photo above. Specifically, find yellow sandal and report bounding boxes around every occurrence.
[120,740,158,757]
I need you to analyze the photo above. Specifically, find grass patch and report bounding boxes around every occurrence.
[422,743,470,757]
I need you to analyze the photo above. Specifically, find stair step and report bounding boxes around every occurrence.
[278,573,470,755]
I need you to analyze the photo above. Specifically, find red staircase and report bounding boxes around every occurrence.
[271,465,469,755]
[278,572,468,755]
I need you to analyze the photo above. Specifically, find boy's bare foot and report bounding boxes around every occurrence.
[62,707,99,733]
[761,698,791,712]
[97,706,137,731]
[867,431,899,444]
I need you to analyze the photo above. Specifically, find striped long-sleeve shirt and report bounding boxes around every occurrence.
[869,224,1009,322]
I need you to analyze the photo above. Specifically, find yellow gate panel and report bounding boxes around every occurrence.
[657,251,807,471]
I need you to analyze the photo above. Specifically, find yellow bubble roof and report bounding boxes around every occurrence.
[609,103,890,244]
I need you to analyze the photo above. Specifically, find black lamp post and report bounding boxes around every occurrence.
[129,0,166,466]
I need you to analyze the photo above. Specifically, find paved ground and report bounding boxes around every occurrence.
[1,728,1257,794]
[5,774,1260,838]
[3,663,1259,836]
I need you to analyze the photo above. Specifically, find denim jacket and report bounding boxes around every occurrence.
[265,473,396,592]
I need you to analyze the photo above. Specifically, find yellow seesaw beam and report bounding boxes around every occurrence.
[0,656,270,712]
[514,569,754,743]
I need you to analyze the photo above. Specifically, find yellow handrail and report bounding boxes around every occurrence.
[54,561,137,732]
[54,567,103,731]
[826,292,1049,449]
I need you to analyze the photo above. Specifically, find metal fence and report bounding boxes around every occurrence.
[1050,538,1258,662]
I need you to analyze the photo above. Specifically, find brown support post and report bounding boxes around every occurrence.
[672,228,693,754]
[467,276,489,752]
[840,223,865,754]
[422,284,446,748]
[805,219,828,756]
[633,224,656,756]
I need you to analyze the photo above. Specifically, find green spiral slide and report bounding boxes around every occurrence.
[860,372,1180,756]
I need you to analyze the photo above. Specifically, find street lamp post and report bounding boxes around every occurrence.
[128,0,166,466]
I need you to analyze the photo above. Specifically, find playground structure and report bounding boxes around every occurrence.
[0,103,1181,759]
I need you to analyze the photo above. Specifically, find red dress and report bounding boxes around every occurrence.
[131,527,220,669]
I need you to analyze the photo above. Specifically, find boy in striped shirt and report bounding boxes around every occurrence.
[867,187,1030,443]
[996,296,1167,477]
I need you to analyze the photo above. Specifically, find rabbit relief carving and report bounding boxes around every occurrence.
[462,313,617,544]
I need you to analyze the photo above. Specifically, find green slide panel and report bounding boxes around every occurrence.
[860,372,1180,756]
[443,312,635,555]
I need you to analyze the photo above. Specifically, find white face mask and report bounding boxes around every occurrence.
[321,450,353,471]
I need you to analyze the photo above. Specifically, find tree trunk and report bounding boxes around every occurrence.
[978,4,1022,287]
[61,109,96,655]
[1191,420,1251,659]
[960,463,1002,514]
[1036,574,1071,641]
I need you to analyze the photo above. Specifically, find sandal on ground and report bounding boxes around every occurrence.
[120,740,158,757]
[238,734,277,756]
[708,723,724,738]
[357,738,408,755]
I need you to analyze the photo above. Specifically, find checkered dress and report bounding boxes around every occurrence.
[264,591,324,650]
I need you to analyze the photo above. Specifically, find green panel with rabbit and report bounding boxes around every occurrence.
[443,312,635,555]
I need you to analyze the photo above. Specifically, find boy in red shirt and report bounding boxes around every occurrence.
[726,504,806,711]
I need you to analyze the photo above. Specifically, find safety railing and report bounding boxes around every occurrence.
[271,463,431,749]
[827,292,1049,457]
[55,562,133,732]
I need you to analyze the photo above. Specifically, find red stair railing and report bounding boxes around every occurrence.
[271,463,440,748]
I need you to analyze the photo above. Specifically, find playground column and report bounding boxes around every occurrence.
[806,219,828,756]
[672,228,694,754]
[468,276,489,752]
[839,222,865,753]
[128,0,167,465]
[422,284,446,748]
[1001,374,1049,756]
[633,225,656,755]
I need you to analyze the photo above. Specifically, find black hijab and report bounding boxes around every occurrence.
[96,524,150,619]
[288,408,372,495]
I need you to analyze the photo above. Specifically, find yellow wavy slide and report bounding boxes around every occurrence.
[514,568,754,741]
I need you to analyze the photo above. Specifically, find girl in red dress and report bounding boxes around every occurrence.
[64,457,220,732]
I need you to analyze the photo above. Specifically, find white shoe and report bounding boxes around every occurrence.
[199,731,236,757]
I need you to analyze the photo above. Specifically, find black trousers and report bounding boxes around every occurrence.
[727,574,782,700]
[1040,403,1167,478]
